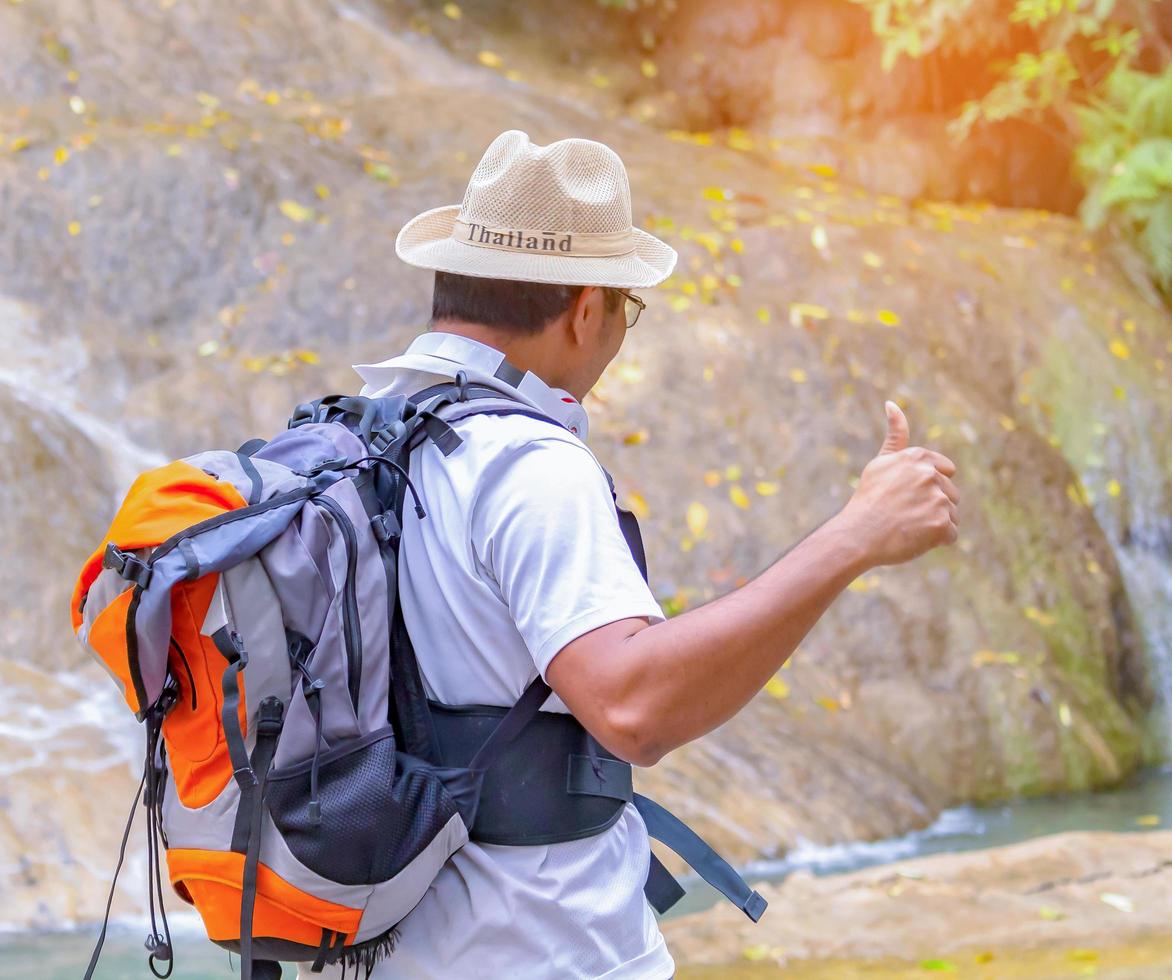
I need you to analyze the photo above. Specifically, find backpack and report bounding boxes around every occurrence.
[72,376,765,980]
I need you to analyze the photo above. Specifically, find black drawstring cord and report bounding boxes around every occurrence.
[144,705,174,978]
[342,455,426,519]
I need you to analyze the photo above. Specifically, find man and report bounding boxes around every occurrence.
[325,130,960,979]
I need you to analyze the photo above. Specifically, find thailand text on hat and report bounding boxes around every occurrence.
[395,130,677,289]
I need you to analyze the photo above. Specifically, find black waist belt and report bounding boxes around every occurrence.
[428,685,768,923]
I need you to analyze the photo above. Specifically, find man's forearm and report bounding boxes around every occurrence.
[614,511,873,762]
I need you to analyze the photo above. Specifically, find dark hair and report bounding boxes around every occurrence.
[430,271,622,335]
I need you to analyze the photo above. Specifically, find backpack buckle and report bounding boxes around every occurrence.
[103,542,153,588]
[370,511,401,544]
[256,696,285,736]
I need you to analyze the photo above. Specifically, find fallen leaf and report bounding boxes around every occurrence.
[626,492,649,520]
[279,200,314,223]
[876,309,901,326]
[1109,339,1130,359]
[764,675,790,699]
[686,502,708,538]
[442,2,461,18]
[1135,814,1160,827]
[623,429,649,446]
[477,51,503,68]
[755,481,780,496]
[729,485,751,509]
[918,959,957,971]
[1099,892,1133,913]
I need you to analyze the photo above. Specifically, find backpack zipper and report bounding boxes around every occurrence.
[313,494,363,712]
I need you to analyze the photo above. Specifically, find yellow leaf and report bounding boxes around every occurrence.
[847,575,880,592]
[702,186,731,201]
[807,163,837,177]
[755,481,779,496]
[1109,339,1130,359]
[1136,814,1160,827]
[789,302,829,325]
[816,696,840,712]
[763,675,790,700]
[626,491,649,520]
[1038,906,1066,921]
[442,2,461,18]
[789,367,807,383]
[477,50,502,68]
[1023,606,1055,627]
[729,238,744,254]
[685,502,708,538]
[9,135,30,151]
[640,59,657,78]
[1107,479,1121,498]
[742,945,770,962]
[67,220,81,236]
[669,295,692,312]
[998,414,1017,431]
[876,309,901,326]
[1058,702,1072,727]
[700,273,719,292]
[974,952,995,964]
[314,183,330,200]
[279,199,315,223]
[971,650,1020,667]
[862,251,884,268]
[294,349,320,365]
[729,485,750,509]
[724,464,742,481]
[54,146,70,165]
[756,306,771,324]
[623,429,649,446]
[703,470,721,488]
[727,128,755,151]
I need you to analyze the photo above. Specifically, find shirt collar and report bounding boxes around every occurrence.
[352,332,590,440]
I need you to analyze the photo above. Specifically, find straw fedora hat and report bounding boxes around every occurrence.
[395,130,677,289]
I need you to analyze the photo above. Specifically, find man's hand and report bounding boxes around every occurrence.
[837,400,960,566]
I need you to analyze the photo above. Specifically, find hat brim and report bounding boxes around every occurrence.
[395,205,677,289]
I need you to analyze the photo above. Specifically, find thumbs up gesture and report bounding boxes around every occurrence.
[839,401,961,567]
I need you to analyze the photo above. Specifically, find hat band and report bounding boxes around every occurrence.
[452,219,636,258]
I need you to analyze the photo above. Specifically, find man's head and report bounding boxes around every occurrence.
[395,130,676,397]
[429,272,635,400]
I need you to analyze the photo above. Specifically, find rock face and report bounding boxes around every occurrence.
[0,0,1170,927]
[666,829,1172,972]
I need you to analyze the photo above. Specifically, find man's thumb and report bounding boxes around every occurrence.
[880,399,909,454]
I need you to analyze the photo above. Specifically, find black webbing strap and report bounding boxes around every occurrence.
[644,852,687,914]
[468,676,553,771]
[214,628,256,854]
[633,794,768,922]
[237,697,284,980]
[235,451,263,505]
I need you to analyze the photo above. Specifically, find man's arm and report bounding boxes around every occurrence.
[547,402,961,766]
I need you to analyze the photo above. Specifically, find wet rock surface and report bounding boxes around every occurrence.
[668,829,1172,973]
[1,0,1170,927]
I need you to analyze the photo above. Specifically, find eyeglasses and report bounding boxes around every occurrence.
[613,288,646,329]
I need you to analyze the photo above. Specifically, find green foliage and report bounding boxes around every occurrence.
[851,0,1170,294]
[1075,66,1172,290]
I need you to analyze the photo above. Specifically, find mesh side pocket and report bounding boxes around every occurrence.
[265,729,471,886]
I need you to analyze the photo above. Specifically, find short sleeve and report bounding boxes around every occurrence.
[470,437,665,680]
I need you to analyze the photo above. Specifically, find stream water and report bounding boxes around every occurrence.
[6,764,1171,979]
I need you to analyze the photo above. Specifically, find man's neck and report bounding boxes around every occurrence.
[430,319,571,395]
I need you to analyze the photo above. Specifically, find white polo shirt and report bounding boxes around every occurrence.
[300,332,674,979]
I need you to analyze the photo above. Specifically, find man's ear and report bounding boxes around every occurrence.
[567,286,602,348]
